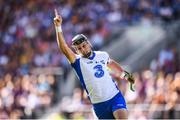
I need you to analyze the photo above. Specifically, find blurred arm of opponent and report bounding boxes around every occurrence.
[54,9,76,63]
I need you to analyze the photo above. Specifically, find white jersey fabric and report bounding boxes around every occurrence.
[71,51,119,104]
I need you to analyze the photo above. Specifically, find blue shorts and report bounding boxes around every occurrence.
[93,92,127,119]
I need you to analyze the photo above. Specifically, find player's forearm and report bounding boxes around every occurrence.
[110,60,134,83]
[111,62,128,80]
[109,60,124,72]
[56,30,69,53]
[108,59,127,80]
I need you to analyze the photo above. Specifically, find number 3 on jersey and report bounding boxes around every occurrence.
[93,65,104,78]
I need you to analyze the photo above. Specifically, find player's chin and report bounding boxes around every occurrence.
[83,52,91,58]
[83,54,89,58]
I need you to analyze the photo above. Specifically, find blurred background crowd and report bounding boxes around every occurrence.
[0,0,180,119]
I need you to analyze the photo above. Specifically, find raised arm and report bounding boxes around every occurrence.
[54,9,76,63]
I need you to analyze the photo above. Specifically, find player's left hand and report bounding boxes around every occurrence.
[124,71,135,91]
[124,71,134,84]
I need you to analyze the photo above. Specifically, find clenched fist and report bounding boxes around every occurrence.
[54,9,62,26]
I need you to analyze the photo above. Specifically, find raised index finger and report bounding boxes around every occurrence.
[54,9,59,17]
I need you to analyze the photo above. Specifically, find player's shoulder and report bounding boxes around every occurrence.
[94,51,109,56]
[94,50,108,54]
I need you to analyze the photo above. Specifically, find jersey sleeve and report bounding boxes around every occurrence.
[104,52,111,64]
[70,54,80,68]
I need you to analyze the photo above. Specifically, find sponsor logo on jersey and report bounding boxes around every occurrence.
[87,61,93,64]
[100,60,105,64]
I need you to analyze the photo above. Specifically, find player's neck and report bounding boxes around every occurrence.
[87,51,96,60]
[88,51,93,58]
[82,51,94,59]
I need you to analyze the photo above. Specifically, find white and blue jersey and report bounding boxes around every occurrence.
[71,51,126,119]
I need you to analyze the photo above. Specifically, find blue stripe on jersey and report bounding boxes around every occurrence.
[112,79,119,90]
[71,58,89,95]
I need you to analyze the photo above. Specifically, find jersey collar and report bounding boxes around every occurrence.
[88,51,95,60]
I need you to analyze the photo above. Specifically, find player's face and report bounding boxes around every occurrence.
[75,41,92,58]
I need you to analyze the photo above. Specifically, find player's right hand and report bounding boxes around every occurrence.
[54,9,62,26]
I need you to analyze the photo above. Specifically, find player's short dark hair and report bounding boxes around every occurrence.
[72,34,88,46]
